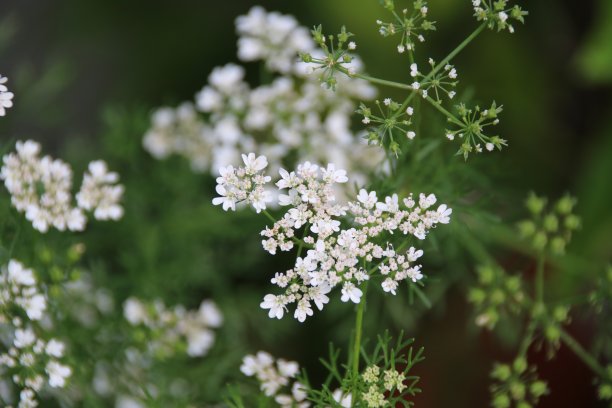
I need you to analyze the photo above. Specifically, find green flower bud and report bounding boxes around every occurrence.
[491,288,506,305]
[517,401,532,408]
[517,220,536,237]
[564,214,581,230]
[532,231,548,251]
[49,285,62,299]
[38,246,53,264]
[526,193,546,215]
[67,243,86,263]
[505,276,521,293]
[478,265,496,284]
[50,266,64,283]
[530,380,548,398]
[513,357,527,374]
[553,306,569,322]
[383,0,395,11]
[556,195,575,215]
[492,364,511,381]
[300,53,313,63]
[543,214,558,232]
[545,324,560,343]
[550,236,566,255]
[509,380,526,401]
[492,393,511,408]
[468,288,486,304]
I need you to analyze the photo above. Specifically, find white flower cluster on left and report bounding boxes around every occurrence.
[1,140,124,233]
[213,154,452,322]
[0,260,72,407]
[123,297,223,358]
[240,351,309,407]
[0,75,14,117]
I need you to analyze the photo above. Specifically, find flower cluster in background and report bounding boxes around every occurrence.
[240,351,309,407]
[0,260,72,407]
[123,297,223,358]
[0,140,124,233]
[143,6,383,193]
[0,75,14,117]
[213,153,451,321]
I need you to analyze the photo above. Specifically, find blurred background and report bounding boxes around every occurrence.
[1,0,610,406]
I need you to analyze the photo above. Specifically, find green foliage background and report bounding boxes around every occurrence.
[1,0,610,406]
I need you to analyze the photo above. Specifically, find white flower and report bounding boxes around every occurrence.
[76,160,124,221]
[498,11,508,23]
[260,294,285,319]
[332,389,352,407]
[340,283,363,303]
[45,339,65,358]
[436,204,452,224]
[46,361,72,388]
[406,106,414,115]
[410,63,419,77]
[382,278,399,295]
[411,81,420,90]
[123,298,147,325]
[486,142,495,151]
[407,131,416,140]
[0,75,14,117]
[14,328,36,348]
[348,41,356,50]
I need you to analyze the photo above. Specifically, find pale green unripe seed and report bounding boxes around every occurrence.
[492,364,511,381]
[533,231,547,251]
[530,380,548,398]
[510,381,526,400]
[526,193,546,215]
[513,357,527,374]
[550,236,566,255]
[543,214,558,232]
[565,214,580,230]
[493,393,511,408]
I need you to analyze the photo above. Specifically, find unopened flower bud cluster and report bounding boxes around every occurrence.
[0,260,72,407]
[1,140,124,233]
[143,7,382,196]
[468,264,524,330]
[517,193,580,255]
[490,358,548,408]
[411,59,459,101]
[240,351,308,407]
[213,154,451,321]
[123,297,222,358]
[358,99,417,154]
[361,364,407,407]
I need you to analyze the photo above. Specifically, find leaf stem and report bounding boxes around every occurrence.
[352,281,368,386]
[559,328,608,379]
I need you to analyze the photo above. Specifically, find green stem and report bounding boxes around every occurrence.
[429,23,486,78]
[352,282,368,383]
[424,96,463,126]
[262,210,276,224]
[559,328,608,379]
[518,319,537,357]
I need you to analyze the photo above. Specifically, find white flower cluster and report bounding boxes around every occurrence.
[0,260,46,322]
[0,140,124,233]
[213,154,452,322]
[240,351,308,407]
[0,75,15,117]
[0,260,72,408]
[472,0,527,34]
[76,160,124,220]
[212,153,272,212]
[143,7,382,193]
[123,297,222,357]
[410,59,459,101]
[236,6,313,75]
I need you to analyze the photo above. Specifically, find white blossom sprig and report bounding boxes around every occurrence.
[0,260,72,407]
[123,297,223,358]
[1,140,125,232]
[0,75,14,117]
[212,154,452,322]
[376,0,436,55]
[472,0,528,34]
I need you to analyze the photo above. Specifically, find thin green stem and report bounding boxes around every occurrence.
[518,319,537,357]
[424,96,463,126]
[429,23,486,79]
[352,282,368,384]
[559,328,608,379]
[262,210,276,224]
